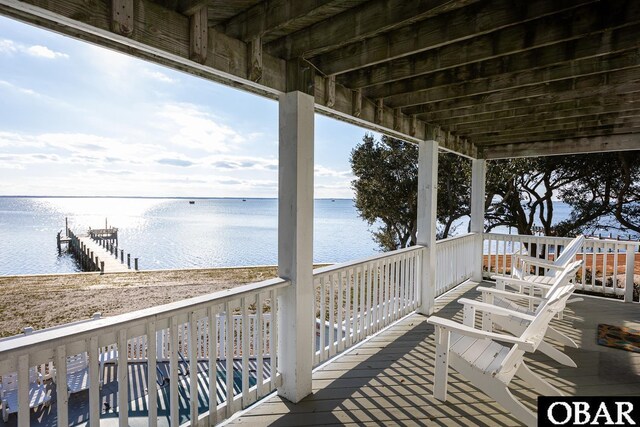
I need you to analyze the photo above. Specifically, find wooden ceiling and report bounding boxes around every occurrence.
[1,0,639,158]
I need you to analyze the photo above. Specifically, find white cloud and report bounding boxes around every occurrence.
[314,165,352,178]
[0,80,42,98]
[0,39,17,54]
[155,103,246,153]
[26,45,68,59]
[143,69,176,84]
[0,38,68,59]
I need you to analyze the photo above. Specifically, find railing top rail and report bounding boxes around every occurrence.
[312,245,425,276]
[0,276,289,356]
[435,232,477,245]
[484,233,639,248]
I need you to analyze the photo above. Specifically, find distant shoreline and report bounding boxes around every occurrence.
[0,195,351,200]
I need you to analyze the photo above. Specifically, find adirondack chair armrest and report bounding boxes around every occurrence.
[457,298,536,321]
[490,276,553,292]
[516,256,564,270]
[427,316,536,352]
[476,286,546,303]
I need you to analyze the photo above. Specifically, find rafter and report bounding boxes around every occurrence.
[339,17,640,90]
[456,111,640,138]
[312,0,596,76]
[482,134,640,159]
[219,0,364,43]
[264,0,475,59]
[440,101,640,131]
[364,48,639,101]
[476,123,640,146]
[402,76,640,115]
[417,93,640,124]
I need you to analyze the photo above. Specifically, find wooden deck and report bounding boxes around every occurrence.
[229,281,640,426]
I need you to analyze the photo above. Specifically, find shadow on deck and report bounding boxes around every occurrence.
[229,281,640,426]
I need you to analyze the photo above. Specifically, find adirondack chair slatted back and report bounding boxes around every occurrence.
[520,261,582,344]
[553,235,585,269]
[497,261,582,381]
[513,235,584,279]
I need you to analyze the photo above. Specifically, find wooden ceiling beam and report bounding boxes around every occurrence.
[364,46,639,100]
[401,74,640,114]
[475,123,640,146]
[264,0,475,59]
[339,14,640,90]
[440,102,640,132]
[313,0,595,76]
[417,93,640,124]
[456,111,640,137]
[383,59,640,109]
[481,133,640,159]
[219,0,360,43]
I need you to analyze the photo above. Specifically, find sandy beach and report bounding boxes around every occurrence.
[0,267,281,338]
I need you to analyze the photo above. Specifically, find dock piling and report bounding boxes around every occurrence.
[134,258,138,271]
[100,261,104,274]
[127,254,131,269]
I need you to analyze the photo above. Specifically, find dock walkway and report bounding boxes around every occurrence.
[67,230,133,273]
[78,234,131,273]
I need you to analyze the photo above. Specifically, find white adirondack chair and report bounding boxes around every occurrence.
[0,369,51,422]
[496,235,584,289]
[427,262,582,427]
[65,353,93,394]
[460,260,583,367]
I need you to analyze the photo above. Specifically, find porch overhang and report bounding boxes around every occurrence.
[0,0,638,158]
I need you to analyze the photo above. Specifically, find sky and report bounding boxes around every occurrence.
[0,16,376,198]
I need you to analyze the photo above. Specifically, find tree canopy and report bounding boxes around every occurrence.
[350,133,640,251]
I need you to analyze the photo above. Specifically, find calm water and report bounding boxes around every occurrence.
[0,197,380,275]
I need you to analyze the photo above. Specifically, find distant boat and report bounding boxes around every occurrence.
[189,201,195,204]
[332,199,336,202]
[242,199,247,202]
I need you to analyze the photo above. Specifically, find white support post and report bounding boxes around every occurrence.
[470,159,486,282]
[277,91,314,403]
[417,140,438,315]
[624,243,637,302]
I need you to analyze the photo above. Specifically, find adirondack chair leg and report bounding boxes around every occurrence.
[433,327,450,401]
[484,383,537,427]
[481,294,493,331]
[515,362,563,397]
[546,326,578,348]
[537,341,577,368]
[462,305,475,328]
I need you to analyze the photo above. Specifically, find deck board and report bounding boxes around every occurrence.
[229,281,640,426]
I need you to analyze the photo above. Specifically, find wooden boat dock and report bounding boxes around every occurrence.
[58,220,139,273]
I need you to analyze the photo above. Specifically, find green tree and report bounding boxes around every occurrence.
[350,134,471,251]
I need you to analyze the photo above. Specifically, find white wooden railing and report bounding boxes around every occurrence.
[0,277,287,427]
[0,242,485,426]
[484,233,639,302]
[312,246,424,367]
[435,233,477,297]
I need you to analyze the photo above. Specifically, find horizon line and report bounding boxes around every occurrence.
[0,195,353,200]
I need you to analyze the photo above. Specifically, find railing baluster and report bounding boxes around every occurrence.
[613,243,620,296]
[147,322,158,427]
[55,347,69,427]
[625,244,636,302]
[224,302,234,416]
[373,260,381,332]
[118,329,129,427]
[344,269,356,347]
[169,318,179,427]
[328,274,336,357]
[337,271,344,352]
[366,263,373,331]
[208,309,218,425]
[189,312,199,425]
[359,265,366,339]
[255,294,264,399]
[88,336,100,427]
[241,297,250,407]
[270,288,278,391]
[319,276,326,362]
